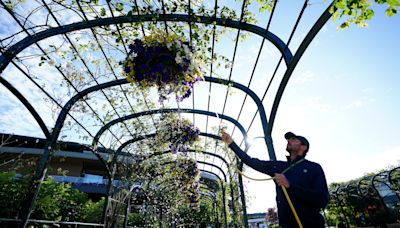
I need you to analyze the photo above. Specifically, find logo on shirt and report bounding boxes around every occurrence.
[303,169,308,173]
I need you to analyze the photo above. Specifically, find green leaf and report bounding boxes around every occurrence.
[339,21,349,29]
[385,7,396,16]
[388,0,400,6]
[116,3,123,12]
[100,7,106,16]
[335,0,346,9]
[364,9,375,20]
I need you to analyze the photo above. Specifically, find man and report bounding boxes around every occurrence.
[221,131,329,227]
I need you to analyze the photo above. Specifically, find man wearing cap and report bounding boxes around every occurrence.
[221,131,329,227]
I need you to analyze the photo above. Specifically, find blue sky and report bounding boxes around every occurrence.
[0,0,399,214]
[239,2,400,213]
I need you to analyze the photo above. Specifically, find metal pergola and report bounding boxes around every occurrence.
[0,0,336,227]
[328,166,400,226]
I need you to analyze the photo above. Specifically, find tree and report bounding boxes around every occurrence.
[265,207,278,226]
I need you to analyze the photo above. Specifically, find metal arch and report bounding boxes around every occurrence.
[207,77,275,159]
[114,133,243,181]
[130,149,230,182]
[146,149,230,171]
[128,160,223,192]
[268,2,335,134]
[109,149,231,186]
[93,108,250,150]
[357,176,374,198]
[0,76,50,139]
[199,169,228,228]
[342,183,366,225]
[0,3,343,227]
[52,77,273,160]
[373,169,400,194]
[0,14,292,74]
[13,77,263,228]
[388,166,400,191]
[0,2,132,152]
[198,191,219,227]
[106,149,233,227]
[113,133,245,227]
[199,191,217,206]
[331,186,352,227]
[371,170,400,211]
[358,175,387,227]
[116,147,246,227]
[136,180,213,226]
[198,161,227,183]
[31,75,275,167]
[338,185,358,226]
[116,132,216,154]
[198,160,239,227]
[149,166,229,227]
[356,177,375,225]
[124,149,235,227]
[114,131,242,196]
[199,187,218,199]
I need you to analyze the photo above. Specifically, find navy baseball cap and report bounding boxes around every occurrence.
[284,132,310,153]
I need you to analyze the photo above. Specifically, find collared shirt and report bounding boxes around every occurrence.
[229,142,329,228]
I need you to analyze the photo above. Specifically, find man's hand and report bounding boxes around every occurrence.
[221,131,233,145]
[274,173,290,188]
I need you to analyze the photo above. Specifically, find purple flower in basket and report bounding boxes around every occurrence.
[156,117,200,155]
[122,32,204,103]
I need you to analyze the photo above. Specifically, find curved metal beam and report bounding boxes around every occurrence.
[0,76,50,139]
[331,186,352,226]
[116,132,218,154]
[268,2,334,134]
[145,149,230,171]
[52,76,273,159]
[200,169,228,228]
[93,108,249,149]
[114,144,242,227]
[206,77,275,159]
[372,170,400,211]
[149,165,228,227]
[47,76,272,159]
[198,160,227,182]
[388,166,400,190]
[0,14,292,74]
[199,187,217,199]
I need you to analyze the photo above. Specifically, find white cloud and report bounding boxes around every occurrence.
[320,146,400,184]
[0,101,45,137]
[342,100,365,109]
[341,89,376,110]
[263,44,279,59]
[291,70,314,85]
[306,96,334,112]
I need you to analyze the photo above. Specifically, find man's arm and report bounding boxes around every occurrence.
[288,164,330,209]
[221,132,285,176]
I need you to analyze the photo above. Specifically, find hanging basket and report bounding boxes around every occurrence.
[122,31,204,103]
[174,158,201,208]
[155,117,200,154]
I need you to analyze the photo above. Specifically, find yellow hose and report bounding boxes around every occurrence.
[222,140,303,227]
[281,185,303,228]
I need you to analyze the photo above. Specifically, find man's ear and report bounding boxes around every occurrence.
[300,145,307,155]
